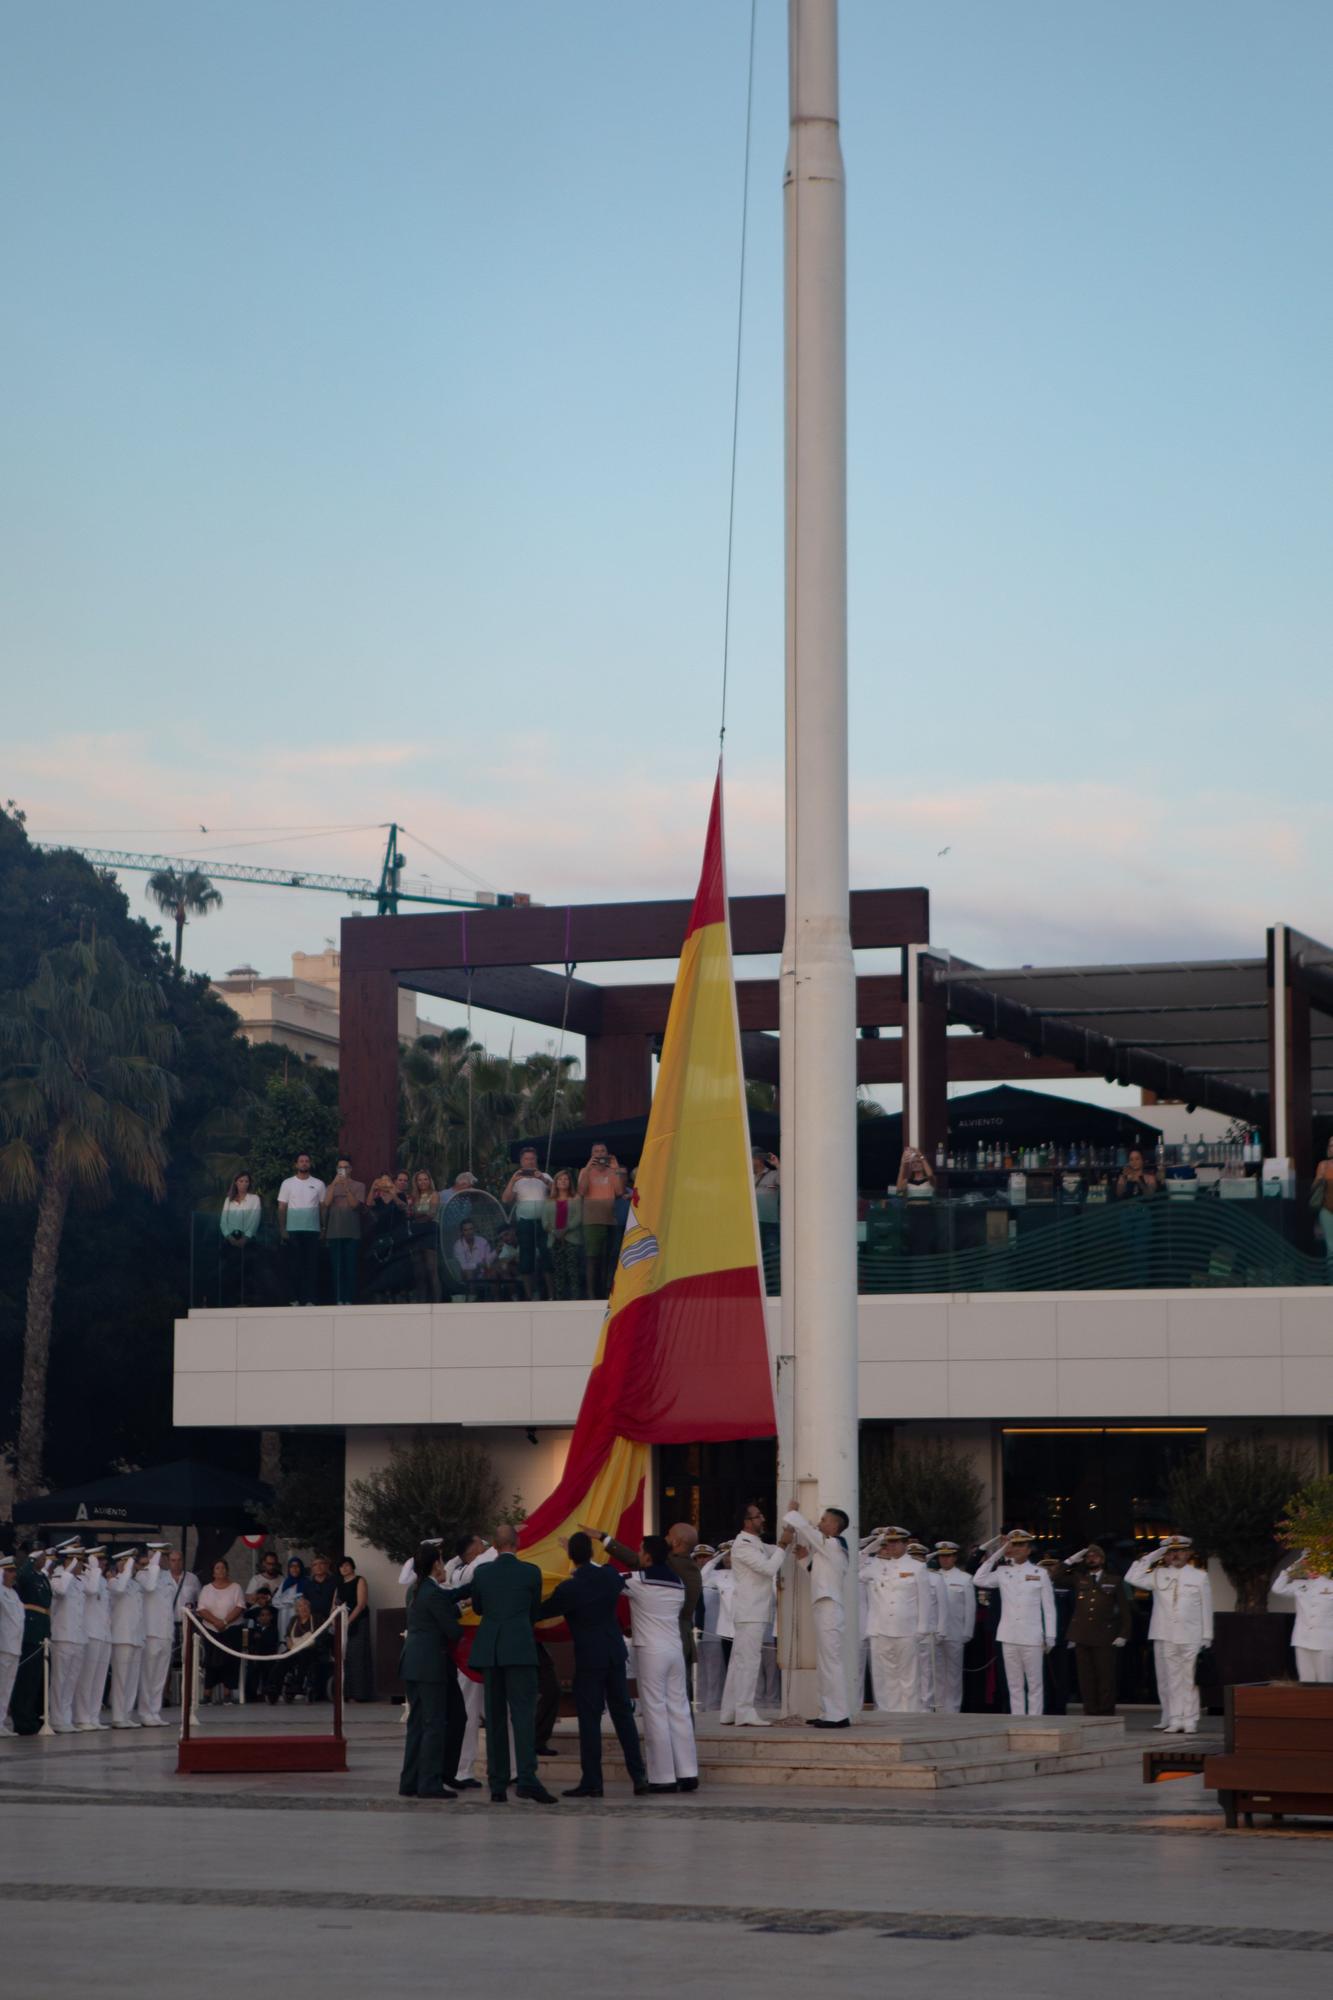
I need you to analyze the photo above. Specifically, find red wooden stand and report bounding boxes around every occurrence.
[176,1614,348,1776]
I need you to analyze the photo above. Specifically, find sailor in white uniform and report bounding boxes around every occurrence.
[1125,1535,1213,1734]
[973,1529,1057,1716]
[782,1501,851,1727]
[908,1543,937,1710]
[108,1547,148,1727]
[931,1542,976,1715]
[623,1536,699,1790]
[1272,1553,1333,1682]
[860,1527,934,1713]
[136,1547,172,1725]
[718,1503,785,1727]
[48,1542,89,1732]
[75,1548,112,1730]
[0,1552,24,1734]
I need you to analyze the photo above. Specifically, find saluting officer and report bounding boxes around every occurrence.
[48,1542,89,1733]
[930,1543,976,1715]
[1272,1552,1333,1682]
[860,1527,934,1713]
[1061,1542,1132,1716]
[0,1553,25,1733]
[1125,1535,1212,1735]
[974,1530,1057,1716]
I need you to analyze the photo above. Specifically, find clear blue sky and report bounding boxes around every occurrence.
[4,1,1329,1041]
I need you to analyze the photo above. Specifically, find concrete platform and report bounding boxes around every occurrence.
[538,1711,1136,1790]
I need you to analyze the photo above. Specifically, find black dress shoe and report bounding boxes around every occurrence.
[807,1717,851,1729]
[418,1787,458,1800]
[452,1778,483,1791]
[537,1744,558,1759]
[677,1777,699,1792]
[490,1789,508,1803]
[632,1779,651,1796]
[515,1783,559,1804]
[562,1784,603,1798]
[647,1781,679,1794]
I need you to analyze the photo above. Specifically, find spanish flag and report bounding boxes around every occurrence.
[520,766,775,1580]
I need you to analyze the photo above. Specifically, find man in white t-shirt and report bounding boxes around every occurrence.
[502,1148,554,1301]
[278,1153,326,1305]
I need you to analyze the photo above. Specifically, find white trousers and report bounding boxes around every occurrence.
[137,1636,172,1721]
[1295,1646,1333,1683]
[455,1671,484,1780]
[719,1621,768,1724]
[1153,1640,1200,1728]
[49,1639,85,1728]
[917,1632,936,1712]
[636,1646,697,1783]
[75,1639,111,1726]
[1002,1641,1045,1715]
[696,1635,727,1711]
[0,1648,19,1727]
[813,1598,848,1722]
[869,1634,920,1713]
[936,1637,965,1714]
[110,1643,143,1724]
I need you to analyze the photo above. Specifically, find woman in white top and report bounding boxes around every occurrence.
[218,1170,262,1308]
[220,1171,261,1240]
[197,1560,247,1702]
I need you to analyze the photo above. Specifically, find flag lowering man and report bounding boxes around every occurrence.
[719,1503,786,1728]
[781,1499,851,1727]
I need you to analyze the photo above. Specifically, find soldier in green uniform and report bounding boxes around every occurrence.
[1062,1543,1132,1715]
[446,1523,556,1805]
[11,1547,54,1737]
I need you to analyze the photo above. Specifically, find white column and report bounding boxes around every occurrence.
[779,0,859,1718]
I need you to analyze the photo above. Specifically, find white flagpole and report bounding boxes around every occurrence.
[779,0,859,1718]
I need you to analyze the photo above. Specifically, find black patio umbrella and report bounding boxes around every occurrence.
[856,1085,1162,1189]
[10,1457,274,1531]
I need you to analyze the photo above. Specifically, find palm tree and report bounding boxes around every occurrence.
[145,866,223,971]
[399,1034,583,1187]
[0,935,178,1498]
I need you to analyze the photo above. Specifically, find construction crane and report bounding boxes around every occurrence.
[38,823,532,918]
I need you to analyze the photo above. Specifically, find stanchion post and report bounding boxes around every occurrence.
[180,1623,193,1747]
[38,1638,54,1737]
[332,1608,345,1742]
[190,1618,201,1728]
[238,1627,248,1707]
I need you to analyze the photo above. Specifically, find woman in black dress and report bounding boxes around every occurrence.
[338,1555,374,1701]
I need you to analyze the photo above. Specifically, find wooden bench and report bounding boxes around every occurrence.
[1203,1683,1333,1827]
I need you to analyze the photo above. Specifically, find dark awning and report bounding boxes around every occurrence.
[11,1457,274,1529]
[855,1085,1162,1189]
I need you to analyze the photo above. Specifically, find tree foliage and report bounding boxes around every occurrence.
[258,1435,347,1557]
[859,1435,985,1550]
[145,867,223,971]
[1278,1472,1333,1580]
[246,1071,341,1198]
[347,1435,503,1565]
[399,1030,583,1189]
[1168,1435,1314,1612]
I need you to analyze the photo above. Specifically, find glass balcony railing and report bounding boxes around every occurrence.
[189,1190,1329,1311]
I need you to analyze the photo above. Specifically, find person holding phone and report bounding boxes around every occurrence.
[322,1157,365,1304]
[578,1143,626,1298]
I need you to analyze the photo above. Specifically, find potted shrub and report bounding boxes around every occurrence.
[1168,1436,1310,1702]
[1278,1473,1333,1577]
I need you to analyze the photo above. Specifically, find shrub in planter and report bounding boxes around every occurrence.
[1279,1472,1333,1578]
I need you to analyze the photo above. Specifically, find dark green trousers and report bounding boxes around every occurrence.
[11,1617,48,1736]
[482,1663,538,1790]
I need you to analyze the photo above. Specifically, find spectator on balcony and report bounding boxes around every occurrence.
[454,1217,497,1298]
[895,1148,936,1199]
[408,1169,442,1303]
[278,1153,326,1306]
[364,1175,412,1299]
[1311,1137,1333,1269]
[578,1144,627,1299]
[1115,1148,1160,1198]
[322,1158,365,1305]
[494,1224,522,1299]
[218,1169,262,1307]
[545,1170,584,1298]
[752,1150,781,1268]
[503,1147,555,1301]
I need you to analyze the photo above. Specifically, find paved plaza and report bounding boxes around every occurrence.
[3,1709,1332,1998]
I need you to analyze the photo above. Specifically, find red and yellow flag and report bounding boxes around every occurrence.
[520,766,775,1581]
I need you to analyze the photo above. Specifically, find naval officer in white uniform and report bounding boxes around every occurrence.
[75,1548,112,1730]
[1125,1535,1213,1735]
[108,1547,148,1727]
[860,1527,935,1713]
[781,1500,851,1727]
[719,1503,785,1727]
[973,1529,1057,1715]
[48,1543,88,1732]
[1272,1553,1333,1682]
[136,1547,172,1725]
[931,1542,976,1715]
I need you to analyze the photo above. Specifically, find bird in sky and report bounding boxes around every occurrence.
[199,823,208,833]
[937,845,951,857]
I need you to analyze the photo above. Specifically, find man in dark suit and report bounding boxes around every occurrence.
[539,1533,649,1799]
[398,1545,467,1799]
[448,1523,556,1804]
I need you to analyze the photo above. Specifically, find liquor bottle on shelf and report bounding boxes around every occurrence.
[935,1142,945,1171]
